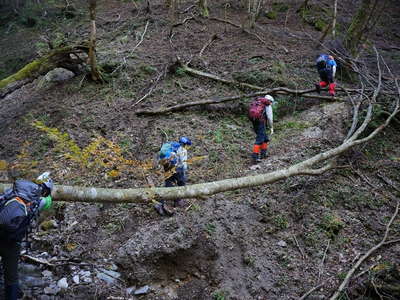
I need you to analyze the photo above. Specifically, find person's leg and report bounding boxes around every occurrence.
[174,169,186,207]
[252,120,266,163]
[327,71,336,96]
[1,241,21,300]
[260,134,270,159]
[316,70,328,93]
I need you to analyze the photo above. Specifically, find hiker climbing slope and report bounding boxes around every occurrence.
[154,137,192,216]
[248,95,274,164]
[315,54,337,96]
[0,172,53,300]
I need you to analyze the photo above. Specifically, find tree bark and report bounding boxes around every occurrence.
[345,0,381,56]
[88,0,102,82]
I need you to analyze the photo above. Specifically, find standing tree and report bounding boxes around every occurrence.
[88,0,102,82]
[248,0,264,29]
[344,0,384,56]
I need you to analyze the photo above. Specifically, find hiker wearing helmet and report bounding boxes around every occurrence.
[315,54,337,96]
[248,95,274,164]
[0,172,53,300]
[154,137,192,216]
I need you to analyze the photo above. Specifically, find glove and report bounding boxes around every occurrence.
[270,128,274,135]
[39,195,52,211]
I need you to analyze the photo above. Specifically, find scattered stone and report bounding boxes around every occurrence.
[134,285,150,295]
[44,68,75,83]
[83,277,93,283]
[42,270,53,278]
[277,240,287,247]
[96,269,121,284]
[249,164,261,170]
[44,285,61,295]
[126,286,136,295]
[57,278,68,289]
[72,275,80,284]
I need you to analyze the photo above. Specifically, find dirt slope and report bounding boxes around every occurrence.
[0,0,400,299]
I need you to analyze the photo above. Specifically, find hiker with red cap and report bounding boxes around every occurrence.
[248,95,274,164]
[315,54,337,96]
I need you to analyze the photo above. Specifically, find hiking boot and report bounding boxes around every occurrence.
[251,153,261,164]
[260,150,267,159]
[174,199,185,207]
[315,83,321,94]
[154,203,165,216]
[163,204,175,217]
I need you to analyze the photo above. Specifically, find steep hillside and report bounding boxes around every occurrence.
[0,0,400,299]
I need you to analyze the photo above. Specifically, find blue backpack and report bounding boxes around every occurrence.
[159,142,180,160]
[0,180,41,242]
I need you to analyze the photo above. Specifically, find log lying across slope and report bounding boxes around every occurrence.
[0,45,89,98]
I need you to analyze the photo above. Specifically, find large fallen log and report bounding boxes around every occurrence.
[0,45,89,98]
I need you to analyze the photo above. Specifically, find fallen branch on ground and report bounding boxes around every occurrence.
[135,87,340,115]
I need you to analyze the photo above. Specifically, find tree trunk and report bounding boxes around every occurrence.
[88,0,102,82]
[345,0,381,56]
[332,0,338,38]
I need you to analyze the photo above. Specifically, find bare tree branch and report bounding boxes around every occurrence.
[329,200,400,300]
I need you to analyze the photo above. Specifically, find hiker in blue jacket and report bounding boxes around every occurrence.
[0,173,53,300]
[154,137,192,216]
[315,54,337,96]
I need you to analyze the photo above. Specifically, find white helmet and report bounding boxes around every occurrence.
[265,95,274,103]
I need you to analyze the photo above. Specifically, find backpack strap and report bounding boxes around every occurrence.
[5,197,28,216]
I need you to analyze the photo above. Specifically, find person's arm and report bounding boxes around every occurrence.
[176,147,188,171]
[265,105,274,134]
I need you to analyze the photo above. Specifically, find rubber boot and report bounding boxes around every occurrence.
[328,83,336,96]
[260,142,268,159]
[5,284,22,300]
[315,83,321,94]
[251,152,261,164]
[154,202,165,216]
[319,81,328,88]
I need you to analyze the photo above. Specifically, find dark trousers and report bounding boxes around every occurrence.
[165,169,186,187]
[0,240,20,287]
[252,119,270,145]
[318,68,334,83]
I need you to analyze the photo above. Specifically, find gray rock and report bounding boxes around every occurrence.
[96,269,121,285]
[44,68,75,82]
[42,270,53,278]
[72,275,80,284]
[134,285,150,295]
[44,285,61,295]
[277,240,287,247]
[126,286,136,295]
[57,278,68,289]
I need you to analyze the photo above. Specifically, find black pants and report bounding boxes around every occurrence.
[165,169,186,187]
[0,240,20,287]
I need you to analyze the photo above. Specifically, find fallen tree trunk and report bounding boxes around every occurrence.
[135,87,340,115]
[0,45,88,98]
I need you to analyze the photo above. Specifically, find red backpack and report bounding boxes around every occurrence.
[248,97,271,120]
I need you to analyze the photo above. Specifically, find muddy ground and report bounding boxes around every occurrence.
[1,0,400,299]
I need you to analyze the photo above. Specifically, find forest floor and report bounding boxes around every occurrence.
[0,0,400,299]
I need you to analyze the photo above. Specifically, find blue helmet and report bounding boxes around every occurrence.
[179,137,192,146]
